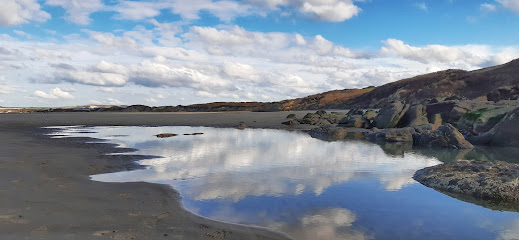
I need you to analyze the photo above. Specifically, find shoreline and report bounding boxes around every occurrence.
[0,112,316,239]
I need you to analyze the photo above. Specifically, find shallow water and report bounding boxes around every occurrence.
[47,126,519,240]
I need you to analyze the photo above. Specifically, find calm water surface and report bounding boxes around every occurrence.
[47,126,519,240]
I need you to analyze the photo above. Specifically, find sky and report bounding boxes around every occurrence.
[0,0,518,107]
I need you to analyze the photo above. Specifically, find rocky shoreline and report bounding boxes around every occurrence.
[413,160,519,210]
[287,99,519,209]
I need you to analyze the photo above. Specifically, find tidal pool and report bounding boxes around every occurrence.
[47,126,519,240]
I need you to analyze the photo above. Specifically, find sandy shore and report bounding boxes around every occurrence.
[0,111,330,240]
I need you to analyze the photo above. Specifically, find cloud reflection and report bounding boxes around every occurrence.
[51,126,441,201]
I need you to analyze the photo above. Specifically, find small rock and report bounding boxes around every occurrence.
[156,133,178,138]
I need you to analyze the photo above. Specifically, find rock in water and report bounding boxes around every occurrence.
[414,160,519,203]
[309,126,347,141]
[367,127,416,142]
[413,123,474,149]
[373,101,410,128]
[156,133,178,138]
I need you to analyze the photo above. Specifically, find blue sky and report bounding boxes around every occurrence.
[0,0,518,107]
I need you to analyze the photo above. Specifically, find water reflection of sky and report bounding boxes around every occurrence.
[47,126,519,240]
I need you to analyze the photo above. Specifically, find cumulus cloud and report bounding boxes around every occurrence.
[51,61,129,86]
[300,0,360,21]
[130,60,236,91]
[247,0,361,21]
[112,1,162,20]
[0,0,50,26]
[34,87,74,99]
[45,0,105,25]
[83,30,137,48]
[497,0,519,12]
[381,39,483,65]
[183,25,364,62]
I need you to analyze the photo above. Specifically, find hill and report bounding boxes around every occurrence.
[346,59,519,108]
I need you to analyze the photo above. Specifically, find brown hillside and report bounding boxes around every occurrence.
[347,59,519,108]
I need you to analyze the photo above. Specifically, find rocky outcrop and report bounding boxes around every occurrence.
[414,160,519,203]
[281,119,299,126]
[398,104,429,127]
[487,86,519,102]
[368,127,416,142]
[457,107,511,135]
[488,106,519,147]
[373,101,409,128]
[413,124,474,149]
[309,126,347,141]
[299,111,341,125]
[338,115,369,128]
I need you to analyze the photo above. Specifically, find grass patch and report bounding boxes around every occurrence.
[487,113,506,126]
[463,108,489,122]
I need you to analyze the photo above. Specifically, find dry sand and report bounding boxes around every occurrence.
[0,111,334,240]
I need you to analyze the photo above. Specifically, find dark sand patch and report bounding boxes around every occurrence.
[0,112,324,239]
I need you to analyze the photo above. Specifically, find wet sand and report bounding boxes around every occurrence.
[0,111,326,240]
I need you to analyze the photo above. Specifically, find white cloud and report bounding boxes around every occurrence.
[45,0,105,25]
[110,0,360,23]
[497,0,519,12]
[130,60,236,91]
[89,98,124,105]
[248,0,361,22]
[0,85,14,94]
[481,3,497,12]
[301,0,360,21]
[83,30,137,48]
[52,61,129,86]
[168,0,253,22]
[97,87,118,93]
[415,2,428,11]
[55,71,128,86]
[381,39,483,65]
[146,97,158,103]
[112,1,162,20]
[34,87,74,99]
[0,0,50,26]
[0,76,15,94]
[13,30,31,38]
[106,98,123,105]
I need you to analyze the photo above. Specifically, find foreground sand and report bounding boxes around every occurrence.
[0,111,327,240]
